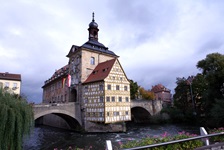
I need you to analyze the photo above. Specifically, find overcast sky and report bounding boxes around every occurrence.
[1,0,224,103]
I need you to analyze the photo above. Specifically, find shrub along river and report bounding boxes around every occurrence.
[23,123,200,150]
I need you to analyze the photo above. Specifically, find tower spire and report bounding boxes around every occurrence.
[92,12,95,22]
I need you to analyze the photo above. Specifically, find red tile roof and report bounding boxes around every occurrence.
[83,59,116,84]
[151,84,170,93]
[43,65,69,87]
[0,72,21,81]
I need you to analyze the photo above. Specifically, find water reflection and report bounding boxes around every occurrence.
[23,123,200,150]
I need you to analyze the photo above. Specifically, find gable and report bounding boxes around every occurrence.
[105,59,129,83]
[83,59,116,84]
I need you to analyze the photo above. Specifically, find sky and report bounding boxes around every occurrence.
[0,0,224,103]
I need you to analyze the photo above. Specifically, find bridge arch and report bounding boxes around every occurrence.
[33,103,82,130]
[34,108,82,130]
[131,106,152,123]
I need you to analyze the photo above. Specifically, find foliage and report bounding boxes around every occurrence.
[172,53,224,126]
[161,107,184,123]
[197,53,224,112]
[191,73,207,115]
[173,77,191,115]
[130,79,139,99]
[139,87,155,100]
[210,99,224,127]
[209,127,224,142]
[0,88,34,150]
[121,131,203,150]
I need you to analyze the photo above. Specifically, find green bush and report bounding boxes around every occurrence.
[121,131,203,150]
[209,127,224,142]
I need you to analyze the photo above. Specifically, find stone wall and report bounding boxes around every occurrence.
[84,120,126,132]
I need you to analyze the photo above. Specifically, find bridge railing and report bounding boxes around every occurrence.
[106,127,224,150]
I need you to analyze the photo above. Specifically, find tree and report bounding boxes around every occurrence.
[191,73,207,115]
[130,80,139,99]
[210,98,224,127]
[139,87,155,100]
[197,53,224,112]
[0,88,34,150]
[173,77,191,115]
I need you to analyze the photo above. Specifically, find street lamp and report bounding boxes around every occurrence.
[187,76,197,115]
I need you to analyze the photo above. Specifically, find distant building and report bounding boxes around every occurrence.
[151,84,172,104]
[0,72,21,95]
[42,13,131,128]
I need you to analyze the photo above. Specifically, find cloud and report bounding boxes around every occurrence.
[0,0,224,103]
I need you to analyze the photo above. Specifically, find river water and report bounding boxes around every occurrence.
[23,123,200,150]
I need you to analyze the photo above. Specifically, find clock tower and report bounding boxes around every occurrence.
[88,12,99,41]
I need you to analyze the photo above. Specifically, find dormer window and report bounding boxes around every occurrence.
[93,70,98,74]
[102,68,108,72]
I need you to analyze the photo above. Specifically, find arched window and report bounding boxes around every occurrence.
[90,57,95,65]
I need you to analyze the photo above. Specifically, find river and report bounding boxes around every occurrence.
[23,123,200,150]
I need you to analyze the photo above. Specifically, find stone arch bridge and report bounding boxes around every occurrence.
[33,102,82,129]
[33,100,163,130]
[130,100,163,123]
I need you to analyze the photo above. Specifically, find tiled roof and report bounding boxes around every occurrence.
[151,84,170,93]
[0,72,21,81]
[83,59,116,84]
[67,41,118,58]
[43,65,69,87]
[82,40,118,57]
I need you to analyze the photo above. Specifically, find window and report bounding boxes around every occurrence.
[100,96,103,103]
[90,57,95,65]
[111,96,115,102]
[99,112,103,117]
[5,82,9,88]
[125,97,129,102]
[107,112,110,116]
[12,83,17,90]
[113,112,119,116]
[85,86,88,92]
[13,83,17,88]
[106,96,110,102]
[125,111,129,115]
[103,68,108,72]
[76,57,80,64]
[116,85,120,90]
[107,84,111,90]
[99,84,103,91]
[124,86,128,91]
[119,97,122,102]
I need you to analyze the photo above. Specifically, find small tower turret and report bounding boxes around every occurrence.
[88,12,99,41]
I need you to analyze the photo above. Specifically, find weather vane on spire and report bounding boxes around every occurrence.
[92,12,95,22]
